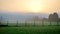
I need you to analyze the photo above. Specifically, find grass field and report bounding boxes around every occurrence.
[0,26,60,34]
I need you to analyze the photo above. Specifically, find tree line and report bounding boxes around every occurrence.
[0,12,60,27]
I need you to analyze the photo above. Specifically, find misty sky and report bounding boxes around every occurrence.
[0,0,60,24]
[0,0,60,14]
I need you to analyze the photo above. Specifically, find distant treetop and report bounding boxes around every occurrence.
[49,12,59,22]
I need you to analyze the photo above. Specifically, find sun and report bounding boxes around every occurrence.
[28,0,43,13]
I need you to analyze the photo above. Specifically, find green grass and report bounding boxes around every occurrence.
[0,26,60,34]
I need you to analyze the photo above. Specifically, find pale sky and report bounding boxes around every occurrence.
[0,0,60,14]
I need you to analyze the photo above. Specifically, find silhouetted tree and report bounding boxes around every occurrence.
[7,20,8,26]
[42,18,48,26]
[53,12,59,22]
[33,16,39,26]
[49,14,53,25]
[0,16,3,25]
[25,20,27,26]
[0,16,8,27]
[42,18,44,26]
[49,12,59,26]
[57,18,60,26]
[16,20,18,27]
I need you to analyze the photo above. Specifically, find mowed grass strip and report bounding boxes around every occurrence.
[0,26,60,34]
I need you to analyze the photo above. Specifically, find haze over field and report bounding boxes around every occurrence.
[0,0,60,21]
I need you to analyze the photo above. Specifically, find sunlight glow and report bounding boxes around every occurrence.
[0,0,59,13]
[28,0,42,13]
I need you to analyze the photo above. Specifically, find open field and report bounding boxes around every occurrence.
[0,26,60,34]
[2,21,60,26]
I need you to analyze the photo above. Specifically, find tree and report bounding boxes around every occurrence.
[49,14,53,25]
[42,18,44,26]
[7,20,8,26]
[16,20,18,27]
[0,16,9,27]
[58,18,60,26]
[33,16,39,26]
[49,12,59,26]
[53,12,59,22]
[25,20,27,26]
[0,16,3,25]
